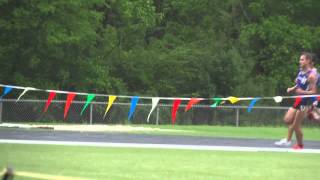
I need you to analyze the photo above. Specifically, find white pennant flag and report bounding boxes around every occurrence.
[16,87,35,102]
[273,96,283,103]
[147,98,160,123]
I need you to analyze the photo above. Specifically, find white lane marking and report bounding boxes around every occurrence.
[0,139,320,154]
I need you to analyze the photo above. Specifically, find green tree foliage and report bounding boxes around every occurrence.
[0,0,320,99]
[240,0,320,96]
[0,0,119,93]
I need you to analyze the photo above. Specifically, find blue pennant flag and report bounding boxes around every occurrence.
[128,96,139,121]
[247,97,261,113]
[0,86,13,100]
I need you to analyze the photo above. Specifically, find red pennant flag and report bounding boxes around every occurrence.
[43,92,57,113]
[317,96,320,101]
[64,92,76,119]
[172,99,182,125]
[293,97,302,108]
[185,98,202,112]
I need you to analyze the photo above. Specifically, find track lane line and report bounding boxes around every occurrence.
[1,139,320,154]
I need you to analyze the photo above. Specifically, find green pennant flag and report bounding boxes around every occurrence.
[80,94,96,115]
[211,98,222,108]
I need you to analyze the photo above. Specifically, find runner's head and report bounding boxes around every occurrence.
[300,52,314,69]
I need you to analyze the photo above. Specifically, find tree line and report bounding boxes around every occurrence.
[1,0,320,102]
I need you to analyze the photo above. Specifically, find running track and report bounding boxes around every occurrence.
[1,128,320,153]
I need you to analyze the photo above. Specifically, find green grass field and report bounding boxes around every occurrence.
[1,125,319,179]
[1,143,320,180]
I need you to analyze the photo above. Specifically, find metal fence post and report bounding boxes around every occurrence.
[0,101,2,123]
[236,108,239,127]
[90,103,93,125]
[156,106,160,125]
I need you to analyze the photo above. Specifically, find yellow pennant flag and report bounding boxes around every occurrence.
[228,96,240,104]
[104,95,117,118]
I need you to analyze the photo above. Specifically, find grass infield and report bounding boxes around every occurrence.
[1,143,320,180]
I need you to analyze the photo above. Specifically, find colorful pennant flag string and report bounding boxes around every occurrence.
[6,83,320,123]
[172,99,182,125]
[0,86,13,100]
[147,98,160,123]
[228,96,240,104]
[185,98,202,112]
[103,95,117,118]
[80,94,95,115]
[2,83,320,102]
[247,97,261,113]
[16,87,35,102]
[128,96,139,121]
[211,98,222,108]
[273,96,283,103]
[64,92,76,119]
[43,91,57,113]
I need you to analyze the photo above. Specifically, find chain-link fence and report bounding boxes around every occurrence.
[1,99,320,127]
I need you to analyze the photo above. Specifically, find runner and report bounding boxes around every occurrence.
[307,54,320,121]
[275,52,317,149]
